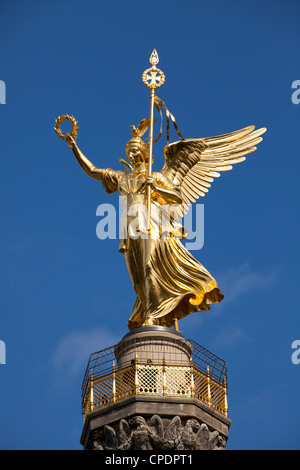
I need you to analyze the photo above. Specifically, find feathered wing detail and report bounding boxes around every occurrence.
[161,125,266,219]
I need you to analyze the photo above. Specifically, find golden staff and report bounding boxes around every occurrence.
[142,50,165,231]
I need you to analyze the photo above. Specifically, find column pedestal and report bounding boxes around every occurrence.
[80,327,231,450]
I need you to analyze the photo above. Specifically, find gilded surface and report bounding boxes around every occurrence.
[55,51,266,331]
[83,362,228,419]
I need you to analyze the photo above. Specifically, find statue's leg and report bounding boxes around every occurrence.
[141,238,165,326]
[124,239,147,312]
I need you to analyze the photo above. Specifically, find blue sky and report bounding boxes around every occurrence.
[0,0,299,450]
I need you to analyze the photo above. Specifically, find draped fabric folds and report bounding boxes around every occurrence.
[100,165,223,331]
[126,235,223,330]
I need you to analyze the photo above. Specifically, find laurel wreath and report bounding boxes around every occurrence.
[54,114,79,141]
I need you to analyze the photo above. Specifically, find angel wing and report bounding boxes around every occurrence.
[160,125,266,219]
[103,425,118,450]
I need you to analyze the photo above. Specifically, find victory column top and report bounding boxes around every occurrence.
[54,50,266,332]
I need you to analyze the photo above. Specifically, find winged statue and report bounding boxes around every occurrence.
[58,114,266,331]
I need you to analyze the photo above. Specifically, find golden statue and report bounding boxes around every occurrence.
[55,50,266,331]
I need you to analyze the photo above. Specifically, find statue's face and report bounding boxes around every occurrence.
[126,143,144,167]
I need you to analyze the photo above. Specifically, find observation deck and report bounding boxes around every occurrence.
[81,327,228,420]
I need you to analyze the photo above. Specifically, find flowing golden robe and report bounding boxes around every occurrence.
[100,168,223,330]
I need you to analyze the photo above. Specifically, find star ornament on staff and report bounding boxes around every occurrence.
[142,49,166,232]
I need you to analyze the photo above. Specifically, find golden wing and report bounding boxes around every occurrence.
[161,125,266,218]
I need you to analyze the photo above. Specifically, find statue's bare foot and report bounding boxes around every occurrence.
[142,318,156,327]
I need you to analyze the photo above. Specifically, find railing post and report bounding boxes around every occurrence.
[162,355,167,396]
[223,376,228,417]
[135,354,139,395]
[206,366,212,406]
[112,361,116,402]
[90,372,94,412]
[190,358,195,398]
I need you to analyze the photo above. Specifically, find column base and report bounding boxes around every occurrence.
[81,394,231,450]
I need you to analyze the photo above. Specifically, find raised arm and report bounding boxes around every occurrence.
[66,135,104,181]
[66,136,121,194]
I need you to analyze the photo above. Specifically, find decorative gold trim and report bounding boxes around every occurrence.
[83,361,228,420]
